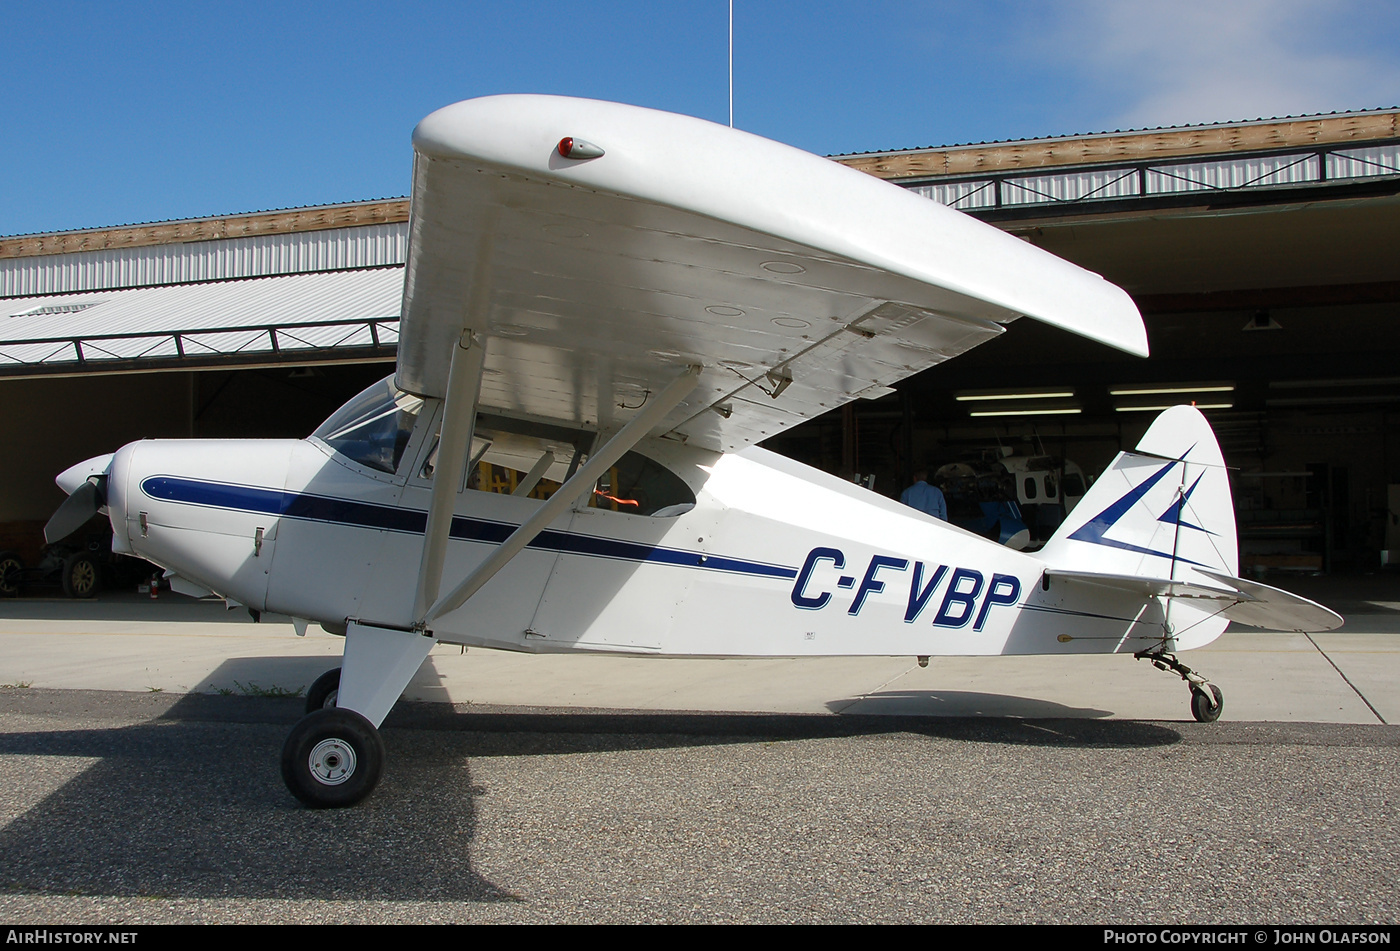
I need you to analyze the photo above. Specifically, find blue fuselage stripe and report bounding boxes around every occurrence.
[140,476,798,580]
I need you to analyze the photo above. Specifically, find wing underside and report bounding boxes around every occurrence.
[396,95,1147,451]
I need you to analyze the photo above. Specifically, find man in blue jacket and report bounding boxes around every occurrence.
[900,468,947,520]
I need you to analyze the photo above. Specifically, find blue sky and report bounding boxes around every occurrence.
[3,0,1397,236]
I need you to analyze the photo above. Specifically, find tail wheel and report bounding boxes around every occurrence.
[1190,684,1224,723]
[281,707,384,808]
[62,553,100,599]
[0,551,23,597]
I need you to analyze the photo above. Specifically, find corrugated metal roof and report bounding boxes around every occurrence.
[0,267,404,374]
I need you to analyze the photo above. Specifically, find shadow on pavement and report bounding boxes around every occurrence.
[0,592,266,624]
[833,690,1113,720]
[0,687,1185,902]
[0,691,511,902]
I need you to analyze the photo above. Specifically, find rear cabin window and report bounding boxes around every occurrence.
[587,451,695,517]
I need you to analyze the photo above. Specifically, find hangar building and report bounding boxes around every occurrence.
[2,108,1398,575]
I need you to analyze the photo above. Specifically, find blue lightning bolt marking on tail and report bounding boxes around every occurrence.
[1067,451,1212,566]
[1157,471,1216,535]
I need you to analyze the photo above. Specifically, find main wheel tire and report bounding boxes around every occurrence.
[61,553,100,599]
[281,707,384,808]
[305,667,341,713]
[0,551,23,597]
[1190,684,1224,723]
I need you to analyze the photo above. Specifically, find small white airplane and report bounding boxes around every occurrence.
[46,96,1342,807]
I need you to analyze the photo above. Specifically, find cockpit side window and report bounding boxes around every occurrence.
[411,412,695,517]
[313,377,423,474]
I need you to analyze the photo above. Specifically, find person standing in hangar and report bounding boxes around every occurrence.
[900,468,947,520]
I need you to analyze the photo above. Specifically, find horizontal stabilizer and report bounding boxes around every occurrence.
[1044,567,1343,632]
[1044,567,1242,601]
[1196,569,1343,632]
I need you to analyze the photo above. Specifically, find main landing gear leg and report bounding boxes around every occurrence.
[281,620,436,808]
[1134,648,1224,723]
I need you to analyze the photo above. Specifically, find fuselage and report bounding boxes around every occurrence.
[101,421,1203,658]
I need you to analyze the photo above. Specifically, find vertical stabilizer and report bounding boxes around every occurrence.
[1040,406,1237,584]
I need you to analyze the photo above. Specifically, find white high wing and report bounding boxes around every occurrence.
[49,96,1341,807]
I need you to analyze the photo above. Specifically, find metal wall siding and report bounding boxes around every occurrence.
[0,222,409,298]
[905,143,1396,210]
[1002,168,1141,205]
[1327,145,1400,180]
[910,180,997,210]
[81,336,182,361]
[1144,154,1320,194]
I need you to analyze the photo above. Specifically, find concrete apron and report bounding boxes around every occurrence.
[0,592,1395,723]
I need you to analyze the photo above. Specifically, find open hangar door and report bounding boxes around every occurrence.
[0,362,392,591]
[766,178,1400,576]
[869,298,1400,575]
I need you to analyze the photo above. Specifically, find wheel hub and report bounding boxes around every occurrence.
[308,738,357,785]
[0,558,20,595]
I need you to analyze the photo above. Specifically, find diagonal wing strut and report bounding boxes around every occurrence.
[416,363,701,629]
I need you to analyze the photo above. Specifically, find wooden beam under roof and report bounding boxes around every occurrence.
[0,199,409,261]
[836,110,1400,181]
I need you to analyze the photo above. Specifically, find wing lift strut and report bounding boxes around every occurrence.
[282,329,701,807]
[417,362,702,631]
[356,337,700,729]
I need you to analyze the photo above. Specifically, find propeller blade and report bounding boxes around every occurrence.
[44,479,105,544]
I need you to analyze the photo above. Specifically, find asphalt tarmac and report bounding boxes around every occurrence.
[0,579,1397,924]
[0,690,1396,924]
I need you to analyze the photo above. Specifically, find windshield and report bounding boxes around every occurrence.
[313,376,423,474]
